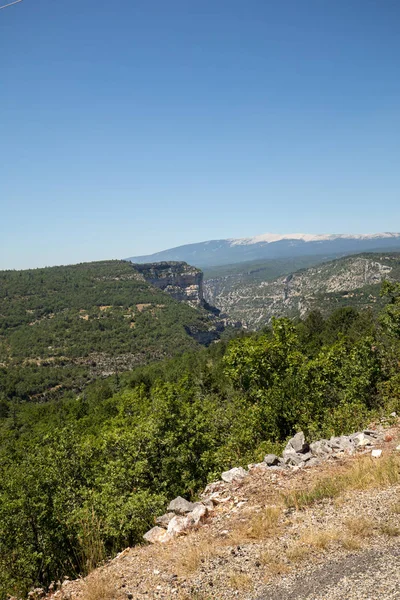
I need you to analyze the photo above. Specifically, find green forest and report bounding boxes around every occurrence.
[0,277,400,598]
[0,261,226,403]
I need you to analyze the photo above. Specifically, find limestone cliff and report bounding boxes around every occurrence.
[132,261,211,310]
[132,261,241,341]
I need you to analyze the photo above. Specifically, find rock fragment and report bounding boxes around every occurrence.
[167,496,197,514]
[167,515,190,536]
[221,466,248,483]
[371,449,382,458]
[263,453,281,466]
[143,526,172,544]
[156,512,176,527]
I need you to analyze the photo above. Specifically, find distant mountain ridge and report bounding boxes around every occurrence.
[127,232,400,268]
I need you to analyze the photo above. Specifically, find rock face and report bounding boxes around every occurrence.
[131,261,242,345]
[132,262,208,309]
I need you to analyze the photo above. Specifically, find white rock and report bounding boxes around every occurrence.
[353,432,373,447]
[143,526,172,544]
[167,496,197,514]
[371,449,382,458]
[156,512,176,527]
[249,462,269,470]
[396,445,400,452]
[390,412,397,417]
[264,453,280,466]
[221,466,248,483]
[285,431,309,454]
[187,504,208,526]
[167,515,190,536]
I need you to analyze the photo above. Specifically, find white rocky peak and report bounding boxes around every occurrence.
[228,232,400,246]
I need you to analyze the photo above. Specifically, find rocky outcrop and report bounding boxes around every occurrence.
[251,428,382,470]
[132,261,242,342]
[144,498,210,544]
[132,262,208,309]
[143,425,388,544]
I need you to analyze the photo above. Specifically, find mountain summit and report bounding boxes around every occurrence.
[127,232,400,268]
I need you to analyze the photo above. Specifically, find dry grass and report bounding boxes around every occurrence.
[391,500,400,514]
[231,505,282,542]
[228,571,253,591]
[344,516,374,538]
[259,550,291,575]
[171,537,216,576]
[76,508,106,576]
[339,535,362,551]
[81,572,121,600]
[177,592,212,600]
[286,543,309,563]
[301,528,340,549]
[284,454,400,509]
[379,523,400,537]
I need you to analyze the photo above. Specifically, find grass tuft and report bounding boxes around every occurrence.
[81,572,120,600]
[228,571,253,591]
[283,454,400,509]
[339,536,362,551]
[286,543,309,563]
[301,528,340,549]
[379,523,400,537]
[232,506,282,542]
[259,550,291,576]
[344,517,373,538]
[172,538,215,576]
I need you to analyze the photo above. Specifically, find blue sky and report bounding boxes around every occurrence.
[1,0,400,269]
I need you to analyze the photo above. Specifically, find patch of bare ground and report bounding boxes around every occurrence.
[55,424,400,600]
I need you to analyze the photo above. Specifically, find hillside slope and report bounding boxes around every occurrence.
[204,253,400,329]
[52,421,400,600]
[0,260,226,401]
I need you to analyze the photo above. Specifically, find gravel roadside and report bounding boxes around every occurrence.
[256,543,400,600]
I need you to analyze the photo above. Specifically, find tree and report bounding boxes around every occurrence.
[380,281,400,338]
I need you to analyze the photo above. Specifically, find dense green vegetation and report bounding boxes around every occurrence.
[0,260,224,401]
[1,283,400,598]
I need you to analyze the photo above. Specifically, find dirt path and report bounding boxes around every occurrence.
[256,543,400,600]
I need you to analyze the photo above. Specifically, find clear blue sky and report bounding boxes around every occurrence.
[1,0,399,269]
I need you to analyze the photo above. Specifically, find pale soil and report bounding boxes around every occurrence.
[58,424,400,600]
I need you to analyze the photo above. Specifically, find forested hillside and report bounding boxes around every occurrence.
[1,282,400,598]
[0,261,227,402]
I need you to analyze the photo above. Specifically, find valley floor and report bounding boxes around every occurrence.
[57,423,400,600]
